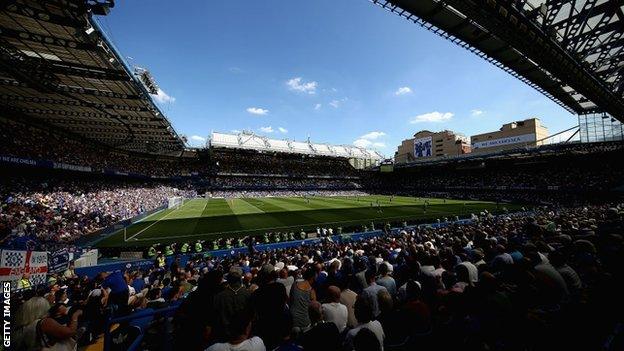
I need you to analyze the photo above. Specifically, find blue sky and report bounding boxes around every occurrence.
[98,0,579,156]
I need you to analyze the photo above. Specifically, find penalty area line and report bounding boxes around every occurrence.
[125,200,191,242]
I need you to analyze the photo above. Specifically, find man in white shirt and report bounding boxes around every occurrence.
[322,286,348,332]
[344,297,384,351]
[276,268,294,297]
[206,312,265,351]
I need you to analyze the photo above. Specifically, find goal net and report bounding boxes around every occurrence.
[168,196,184,209]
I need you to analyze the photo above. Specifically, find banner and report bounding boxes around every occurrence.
[48,249,70,274]
[471,133,536,149]
[0,250,48,290]
[413,136,432,158]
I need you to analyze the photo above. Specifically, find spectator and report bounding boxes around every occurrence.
[213,266,251,338]
[290,267,317,331]
[321,286,348,332]
[375,263,396,297]
[205,311,265,351]
[345,297,384,351]
[362,269,387,317]
[299,301,340,351]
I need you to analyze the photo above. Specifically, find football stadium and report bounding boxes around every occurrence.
[101,196,514,247]
[2,1,624,351]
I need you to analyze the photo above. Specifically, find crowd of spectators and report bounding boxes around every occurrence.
[0,117,207,177]
[3,117,624,196]
[0,178,195,251]
[212,176,361,190]
[207,190,368,199]
[212,149,358,177]
[372,142,624,192]
[10,203,624,350]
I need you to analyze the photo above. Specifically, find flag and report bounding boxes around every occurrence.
[0,250,48,290]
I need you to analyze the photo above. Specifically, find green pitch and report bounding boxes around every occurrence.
[96,195,516,247]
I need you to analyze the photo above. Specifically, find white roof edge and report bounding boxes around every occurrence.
[210,132,383,160]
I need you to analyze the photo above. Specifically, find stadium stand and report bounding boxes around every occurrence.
[3,1,624,351]
[9,204,624,351]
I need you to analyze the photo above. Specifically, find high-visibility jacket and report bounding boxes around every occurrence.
[195,242,203,253]
[18,278,31,289]
[181,243,189,253]
[48,276,57,286]
[157,256,166,268]
[148,247,157,257]
[165,246,174,256]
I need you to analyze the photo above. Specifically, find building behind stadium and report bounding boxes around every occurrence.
[394,117,549,164]
[470,118,549,153]
[394,130,470,164]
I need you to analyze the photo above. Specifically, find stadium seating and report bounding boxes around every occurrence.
[9,203,624,351]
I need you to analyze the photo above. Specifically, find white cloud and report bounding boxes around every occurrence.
[354,131,387,149]
[259,126,274,133]
[246,107,269,115]
[286,77,317,94]
[329,100,340,108]
[353,139,385,149]
[314,103,322,110]
[152,88,175,104]
[471,109,484,116]
[231,129,241,134]
[394,86,412,96]
[409,111,454,124]
[278,127,288,134]
[187,135,206,147]
[353,139,372,148]
[228,67,243,73]
[360,131,386,140]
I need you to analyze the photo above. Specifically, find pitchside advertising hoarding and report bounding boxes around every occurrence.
[413,136,433,158]
[471,133,536,149]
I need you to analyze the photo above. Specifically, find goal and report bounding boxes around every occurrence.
[168,196,184,209]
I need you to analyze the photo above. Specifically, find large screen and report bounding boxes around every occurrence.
[413,136,432,158]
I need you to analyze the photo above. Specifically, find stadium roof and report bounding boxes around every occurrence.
[373,0,624,121]
[210,131,385,160]
[0,0,185,155]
